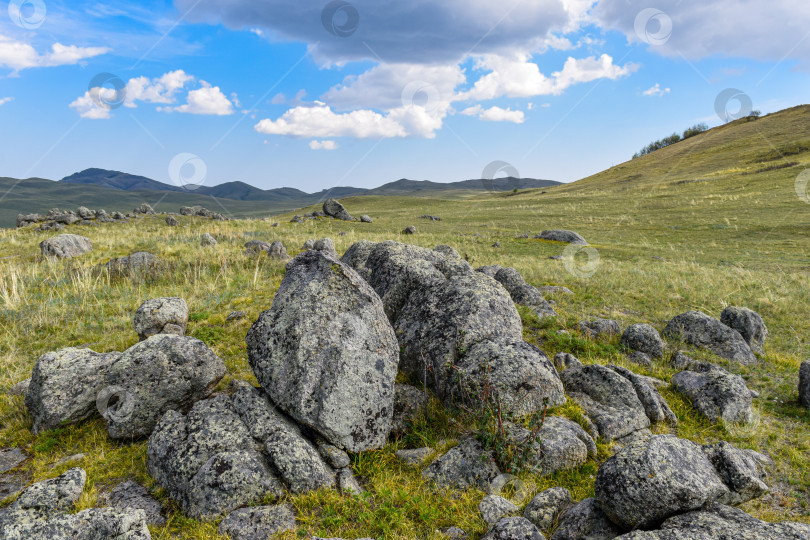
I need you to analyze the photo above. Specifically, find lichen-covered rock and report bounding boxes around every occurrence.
[670,351,696,371]
[552,353,582,372]
[9,467,86,513]
[16,213,41,227]
[523,487,572,531]
[391,384,427,436]
[626,351,652,367]
[663,311,756,364]
[423,438,500,491]
[133,297,188,340]
[244,240,272,255]
[608,365,677,427]
[316,440,351,469]
[615,504,810,539]
[620,324,664,358]
[671,362,753,424]
[165,216,178,226]
[40,234,92,259]
[267,240,288,259]
[800,361,810,408]
[488,266,556,318]
[534,230,587,245]
[25,348,122,434]
[549,498,620,540]
[594,435,772,531]
[360,215,373,223]
[323,198,354,221]
[134,203,155,215]
[403,225,417,234]
[395,447,434,466]
[559,365,650,441]
[480,495,519,528]
[720,306,768,354]
[263,425,336,494]
[218,504,296,540]
[481,517,546,539]
[105,252,161,274]
[578,319,620,340]
[312,237,338,257]
[104,480,165,526]
[0,507,152,540]
[201,233,217,246]
[342,241,564,416]
[505,417,596,476]
[246,250,398,452]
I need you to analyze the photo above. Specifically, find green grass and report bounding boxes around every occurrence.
[1,106,810,538]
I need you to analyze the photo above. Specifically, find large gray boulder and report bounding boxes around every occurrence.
[480,495,519,528]
[218,504,296,540]
[523,487,572,531]
[663,311,756,364]
[342,241,565,414]
[505,417,596,476]
[25,335,226,439]
[481,517,545,539]
[616,504,810,539]
[147,384,337,519]
[550,498,620,540]
[535,230,587,245]
[423,438,500,491]
[559,365,651,442]
[104,480,165,526]
[720,306,768,354]
[476,265,557,318]
[800,361,810,408]
[133,297,188,340]
[323,198,354,221]
[8,467,86,513]
[39,234,92,259]
[620,324,664,358]
[594,435,772,531]
[671,362,754,424]
[246,250,398,452]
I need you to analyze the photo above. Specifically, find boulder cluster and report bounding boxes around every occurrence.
[18,203,226,232]
[4,224,809,540]
[291,198,373,224]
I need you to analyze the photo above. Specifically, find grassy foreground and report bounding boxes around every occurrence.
[1,107,809,538]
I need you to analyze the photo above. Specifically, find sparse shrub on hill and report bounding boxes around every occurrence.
[633,122,709,159]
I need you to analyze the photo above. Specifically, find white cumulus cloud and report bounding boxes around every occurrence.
[0,35,108,74]
[0,97,13,106]
[461,105,525,123]
[173,84,234,115]
[642,83,670,97]
[255,104,407,139]
[309,140,339,150]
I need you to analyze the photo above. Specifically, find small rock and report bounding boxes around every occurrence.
[481,517,545,539]
[302,239,315,250]
[577,318,620,340]
[313,237,338,257]
[106,479,166,526]
[317,440,351,469]
[620,323,664,358]
[800,361,810,408]
[0,447,27,474]
[56,453,86,466]
[550,498,620,540]
[165,215,178,226]
[553,352,582,371]
[271,222,279,227]
[480,495,519,528]
[226,310,247,322]
[720,306,768,354]
[516,233,529,239]
[403,225,417,234]
[360,215,373,223]
[395,447,434,466]
[492,242,501,248]
[39,234,92,259]
[440,526,468,538]
[105,251,161,274]
[77,206,94,220]
[133,297,188,340]
[523,487,572,531]
[670,351,696,371]
[626,351,652,367]
[337,468,363,495]
[537,286,573,295]
[8,378,30,396]
[218,504,296,540]
[201,233,217,246]
[423,438,500,491]
[535,230,587,245]
[134,203,156,215]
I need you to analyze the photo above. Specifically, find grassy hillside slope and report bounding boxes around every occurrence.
[0,106,808,539]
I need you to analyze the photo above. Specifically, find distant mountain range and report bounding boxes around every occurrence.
[0,169,559,228]
[60,168,559,201]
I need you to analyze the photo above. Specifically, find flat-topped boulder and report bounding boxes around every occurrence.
[671,362,754,424]
[534,229,587,245]
[39,234,92,259]
[663,311,756,364]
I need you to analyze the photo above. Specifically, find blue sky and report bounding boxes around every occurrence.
[0,0,808,192]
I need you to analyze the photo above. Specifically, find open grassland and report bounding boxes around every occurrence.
[1,106,809,538]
